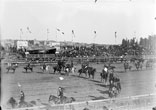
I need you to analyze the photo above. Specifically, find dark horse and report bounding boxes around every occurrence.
[124,62,132,72]
[23,66,33,73]
[48,95,76,104]
[78,67,88,77]
[100,69,108,85]
[53,65,62,74]
[146,59,153,69]
[7,97,36,108]
[135,60,143,70]
[7,97,18,108]
[48,95,60,104]
[87,67,96,79]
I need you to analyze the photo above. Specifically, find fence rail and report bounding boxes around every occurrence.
[3,93,156,110]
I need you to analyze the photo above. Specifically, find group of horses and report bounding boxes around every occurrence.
[5,60,75,75]
[7,95,76,109]
[124,58,154,72]
[78,63,96,79]
[77,62,121,98]
[100,66,121,98]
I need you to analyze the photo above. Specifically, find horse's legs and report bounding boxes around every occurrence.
[79,72,81,76]
[7,69,9,73]
[92,74,94,79]
[13,69,15,73]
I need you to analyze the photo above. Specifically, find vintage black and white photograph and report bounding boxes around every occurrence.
[1,0,156,110]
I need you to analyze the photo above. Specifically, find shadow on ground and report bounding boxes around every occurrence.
[95,83,109,88]
[88,95,107,100]
[96,89,110,96]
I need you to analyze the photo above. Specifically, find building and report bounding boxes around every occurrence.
[17,40,28,49]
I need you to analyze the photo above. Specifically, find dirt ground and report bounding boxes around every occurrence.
[1,61,156,108]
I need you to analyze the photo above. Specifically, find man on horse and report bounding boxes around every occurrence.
[27,62,31,67]
[101,64,108,85]
[42,63,46,71]
[57,87,64,104]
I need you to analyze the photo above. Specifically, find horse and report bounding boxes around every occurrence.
[146,60,153,69]
[135,60,143,70]
[53,65,62,74]
[7,97,18,108]
[108,65,116,72]
[88,67,96,79]
[48,95,76,104]
[108,72,114,85]
[61,96,76,104]
[124,62,132,72]
[6,65,18,73]
[57,60,66,71]
[116,81,121,93]
[7,97,36,108]
[18,100,35,108]
[23,66,33,73]
[100,68,109,84]
[48,95,60,104]
[78,68,88,77]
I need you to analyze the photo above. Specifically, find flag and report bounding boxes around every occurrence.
[72,30,75,37]
[20,28,23,34]
[72,30,74,34]
[47,29,49,33]
[27,27,31,33]
[94,31,96,34]
[57,28,60,31]
[115,32,117,38]
[17,82,21,87]
[59,77,64,80]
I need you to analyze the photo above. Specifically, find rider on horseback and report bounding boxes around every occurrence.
[43,63,46,70]
[103,64,108,73]
[57,87,64,103]
[27,62,31,67]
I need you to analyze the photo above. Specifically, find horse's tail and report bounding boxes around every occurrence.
[48,95,52,102]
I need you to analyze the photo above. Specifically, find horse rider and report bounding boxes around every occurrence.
[103,64,108,73]
[109,71,114,85]
[27,62,31,67]
[19,90,25,104]
[57,87,64,103]
[42,63,46,71]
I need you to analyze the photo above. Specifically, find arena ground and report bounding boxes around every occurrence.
[1,61,156,109]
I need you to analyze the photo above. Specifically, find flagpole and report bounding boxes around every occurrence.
[47,29,49,41]
[56,29,57,42]
[20,29,22,40]
[93,36,95,44]
[72,30,74,43]
[115,32,117,44]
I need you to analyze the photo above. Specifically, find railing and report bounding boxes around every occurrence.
[3,93,156,110]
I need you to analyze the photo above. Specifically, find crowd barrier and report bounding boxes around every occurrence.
[3,93,156,110]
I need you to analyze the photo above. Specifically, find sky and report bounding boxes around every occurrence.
[1,0,156,44]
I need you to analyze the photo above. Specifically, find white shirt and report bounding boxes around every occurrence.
[104,67,108,72]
